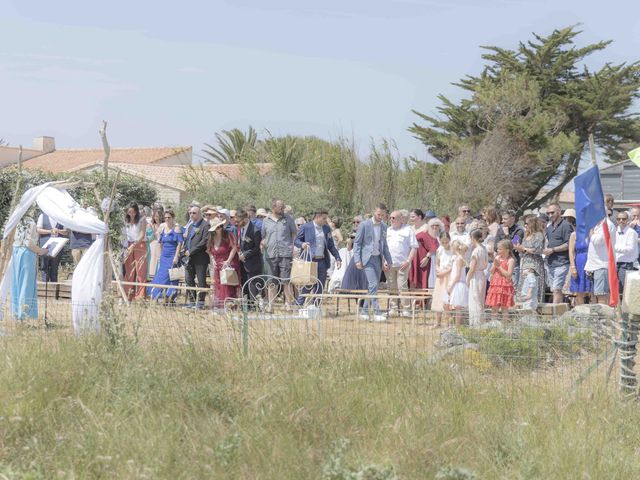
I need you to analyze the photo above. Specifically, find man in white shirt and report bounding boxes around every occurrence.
[458,204,473,231]
[614,211,638,293]
[386,211,418,316]
[584,218,616,304]
[450,217,471,261]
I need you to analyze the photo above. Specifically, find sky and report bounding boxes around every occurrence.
[1,0,639,163]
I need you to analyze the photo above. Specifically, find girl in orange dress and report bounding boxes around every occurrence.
[486,239,516,320]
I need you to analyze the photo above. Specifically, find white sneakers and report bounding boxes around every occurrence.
[360,313,388,323]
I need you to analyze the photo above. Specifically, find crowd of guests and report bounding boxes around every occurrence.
[116,194,640,320]
[13,193,638,322]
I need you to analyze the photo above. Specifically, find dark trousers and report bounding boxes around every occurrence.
[241,267,262,303]
[40,255,60,282]
[617,262,636,293]
[185,259,208,304]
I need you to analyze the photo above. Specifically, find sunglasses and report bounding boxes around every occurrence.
[462,210,470,213]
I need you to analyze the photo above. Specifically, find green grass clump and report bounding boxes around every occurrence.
[461,325,595,369]
[0,334,636,479]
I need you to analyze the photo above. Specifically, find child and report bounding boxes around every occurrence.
[431,232,453,327]
[447,240,469,326]
[518,267,539,311]
[486,239,516,320]
[466,229,488,327]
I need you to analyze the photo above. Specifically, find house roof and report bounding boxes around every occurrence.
[536,189,574,204]
[105,162,274,191]
[21,146,191,173]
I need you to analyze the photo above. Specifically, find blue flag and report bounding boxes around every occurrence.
[573,165,606,244]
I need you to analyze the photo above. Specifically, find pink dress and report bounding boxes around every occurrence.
[209,235,240,308]
[486,256,515,308]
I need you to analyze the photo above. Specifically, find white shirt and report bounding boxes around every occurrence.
[615,226,639,263]
[313,222,325,258]
[125,219,144,243]
[372,222,381,256]
[585,219,616,272]
[387,224,418,267]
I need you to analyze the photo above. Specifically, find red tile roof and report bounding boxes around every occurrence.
[107,162,274,191]
[21,146,191,173]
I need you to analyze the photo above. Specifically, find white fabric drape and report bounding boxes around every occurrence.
[1,184,108,334]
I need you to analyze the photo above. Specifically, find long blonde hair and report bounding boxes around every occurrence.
[450,240,468,266]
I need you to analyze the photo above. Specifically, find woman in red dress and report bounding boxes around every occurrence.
[207,218,240,309]
[409,209,439,289]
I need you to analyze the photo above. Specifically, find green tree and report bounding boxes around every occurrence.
[410,26,640,212]
[201,126,259,164]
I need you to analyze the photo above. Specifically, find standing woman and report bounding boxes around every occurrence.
[329,217,344,248]
[409,209,431,289]
[150,209,183,303]
[147,206,164,282]
[208,217,240,309]
[482,207,501,241]
[514,216,546,306]
[123,203,148,300]
[11,213,48,320]
[425,218,444,288]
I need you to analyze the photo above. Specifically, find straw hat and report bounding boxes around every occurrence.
[201,204,217,215]
[256,208,268,218]
[562,208,576,219]
[208,217,227,232]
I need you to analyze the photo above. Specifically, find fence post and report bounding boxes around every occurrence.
[242,298,249,356]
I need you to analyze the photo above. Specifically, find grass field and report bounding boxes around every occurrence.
[0,320,637,479]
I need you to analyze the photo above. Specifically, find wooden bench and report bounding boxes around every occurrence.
[301,291,433,325]
[331,288,433,314]
[37,281,72,300]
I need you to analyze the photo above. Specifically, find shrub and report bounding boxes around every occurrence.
[187,175,333,219]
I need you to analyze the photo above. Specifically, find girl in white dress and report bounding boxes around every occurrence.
[466,229,489,327]
[431,232,454,327]
[448,240,469,326]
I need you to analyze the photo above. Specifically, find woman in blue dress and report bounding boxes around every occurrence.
[11,214,48,320]
[569,229,591,305]
[150,209,183,303]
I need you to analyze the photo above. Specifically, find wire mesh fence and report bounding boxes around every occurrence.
[0,286,624,395]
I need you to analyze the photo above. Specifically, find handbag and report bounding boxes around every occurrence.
[220,267,240,286]
[168,266,185,282]
[291,249,318,286]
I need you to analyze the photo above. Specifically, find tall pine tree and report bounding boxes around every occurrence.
[410,26,640,212]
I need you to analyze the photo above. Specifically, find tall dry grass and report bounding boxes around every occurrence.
[0,331,638,479]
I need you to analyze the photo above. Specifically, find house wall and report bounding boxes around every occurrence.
[154,185,183,208]
[601,165,640,202]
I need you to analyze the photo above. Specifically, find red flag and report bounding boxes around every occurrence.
[602,223,619,306]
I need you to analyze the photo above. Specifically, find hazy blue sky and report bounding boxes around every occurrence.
[1,0,638,161]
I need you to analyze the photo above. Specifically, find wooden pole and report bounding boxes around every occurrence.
[17,145,22,176]
[99,121,110,184]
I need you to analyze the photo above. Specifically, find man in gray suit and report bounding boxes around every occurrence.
[353,204,393,321]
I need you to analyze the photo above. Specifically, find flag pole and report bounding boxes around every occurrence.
[589,133,597,167]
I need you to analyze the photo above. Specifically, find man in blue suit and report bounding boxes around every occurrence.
[353,204,393,321]
[295,209,342,299]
